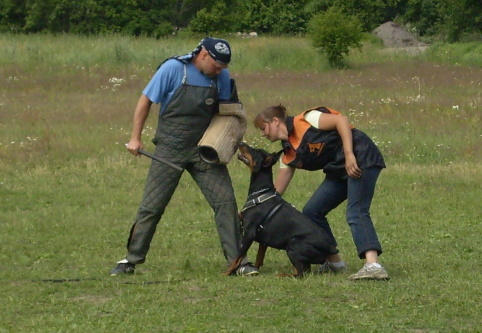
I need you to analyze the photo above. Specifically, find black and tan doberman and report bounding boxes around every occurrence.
[224,142,338,277]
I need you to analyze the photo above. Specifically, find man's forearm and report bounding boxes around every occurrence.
[131,95,153,141]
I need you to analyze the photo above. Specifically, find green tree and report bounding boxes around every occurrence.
[307,7,362,69]
[24,0,52,32]
[304,0,407,31]
[401,0,440,36]
[436,0,482,42]
[2,0,480,39]
[232,0,309,35]
[0,0,27,32]
[188,1,230,34]
[170,0,217,28]
[400,0,482,41]
[336,0,389,31]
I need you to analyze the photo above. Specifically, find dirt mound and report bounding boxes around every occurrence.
[372,21,423,47]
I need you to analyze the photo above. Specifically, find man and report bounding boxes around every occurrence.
[110,37,258,276]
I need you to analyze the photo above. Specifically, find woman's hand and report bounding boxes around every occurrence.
[345,153,362,179]
[318,113,361,179]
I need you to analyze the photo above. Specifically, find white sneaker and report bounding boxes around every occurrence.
[236,263,260,276]
[348,263,389,281]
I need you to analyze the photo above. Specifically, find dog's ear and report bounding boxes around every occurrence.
[253,153,266,172]
[262,150,283,168]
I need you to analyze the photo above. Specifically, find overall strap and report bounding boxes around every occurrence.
[182,64,187,84]
[180,62,217,88]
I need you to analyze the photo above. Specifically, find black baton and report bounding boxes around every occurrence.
[138,149,183,171]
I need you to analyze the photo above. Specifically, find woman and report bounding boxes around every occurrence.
[254,105,388,280]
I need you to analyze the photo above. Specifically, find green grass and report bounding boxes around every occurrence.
[424,41,482,68]
[1,34,481,332]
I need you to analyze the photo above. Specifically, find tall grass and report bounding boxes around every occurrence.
[1,34,481,332]
[424,41,482,68]
[2,33,480,72]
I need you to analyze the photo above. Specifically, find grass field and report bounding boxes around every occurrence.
[1,35,481,332]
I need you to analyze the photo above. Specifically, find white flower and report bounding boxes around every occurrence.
[109,77,125,84]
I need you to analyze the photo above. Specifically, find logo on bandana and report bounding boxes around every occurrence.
[205,98,214,105]
[215,42,230,55]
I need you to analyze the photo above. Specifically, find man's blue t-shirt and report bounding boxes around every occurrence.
[143,59,231,113]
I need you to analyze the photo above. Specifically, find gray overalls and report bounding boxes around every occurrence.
[125,63,242,266]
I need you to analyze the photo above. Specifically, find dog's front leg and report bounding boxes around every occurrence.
[255,243,268,269]
[223,256,246,276]
[223,231,256,276]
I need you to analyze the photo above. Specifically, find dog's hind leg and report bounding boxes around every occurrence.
[289,261,311,278]
[255,243,268,269]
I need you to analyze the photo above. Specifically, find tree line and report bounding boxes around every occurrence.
[1,0,481,42]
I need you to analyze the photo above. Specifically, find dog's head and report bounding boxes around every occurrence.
[237,142,282,174]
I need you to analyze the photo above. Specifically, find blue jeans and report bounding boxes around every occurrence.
[302,167,383,259]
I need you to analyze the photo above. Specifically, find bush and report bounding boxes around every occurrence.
[307,7,363,69]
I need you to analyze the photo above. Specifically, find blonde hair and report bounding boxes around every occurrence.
[254,104,288,129]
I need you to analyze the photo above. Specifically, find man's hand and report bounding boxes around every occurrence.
[126,94,152,156]
[126,140,144,156]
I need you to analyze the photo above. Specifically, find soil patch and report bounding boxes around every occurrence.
[372,21,429,54]
[372,21,423,47]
